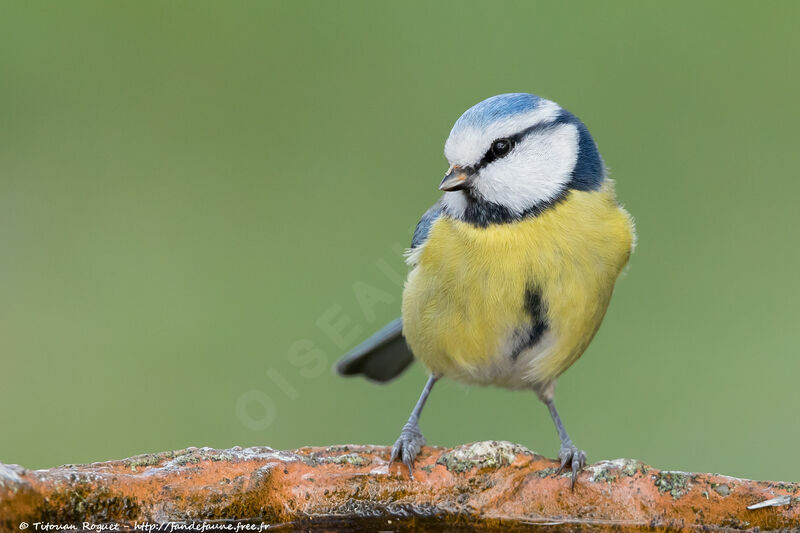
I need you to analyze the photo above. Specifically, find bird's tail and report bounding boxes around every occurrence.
[335,317,413,383]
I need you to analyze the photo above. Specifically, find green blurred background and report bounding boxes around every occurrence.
[2,1,799,482]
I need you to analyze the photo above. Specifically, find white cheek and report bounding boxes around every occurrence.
[471,123,579,214]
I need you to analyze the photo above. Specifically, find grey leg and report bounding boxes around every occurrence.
[389,374,438,478]
[546,398,587,489]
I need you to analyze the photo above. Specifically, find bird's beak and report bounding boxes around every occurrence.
[439,165,471,191]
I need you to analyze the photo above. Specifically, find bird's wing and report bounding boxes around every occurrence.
[411,201,443,249]
[335,203,442,382]
[335,317,412,382]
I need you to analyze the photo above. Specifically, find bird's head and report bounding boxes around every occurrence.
[440,93,605,226]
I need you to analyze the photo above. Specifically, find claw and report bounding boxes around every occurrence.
[570,458,579,491]
[556,444,586,490]
[404,458,416,480]
[389,421,425,479]
[556,456,569,476]
[389,443,400,467]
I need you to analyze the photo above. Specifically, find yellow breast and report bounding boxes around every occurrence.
[401,182,634,388]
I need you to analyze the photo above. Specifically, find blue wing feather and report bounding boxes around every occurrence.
[411,201,443,249]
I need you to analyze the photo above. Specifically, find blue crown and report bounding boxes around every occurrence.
[452,93,542,133]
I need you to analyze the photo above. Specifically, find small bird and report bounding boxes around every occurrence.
[336,93,635,487]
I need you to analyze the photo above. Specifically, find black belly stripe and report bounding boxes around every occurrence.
[510,286,549,362]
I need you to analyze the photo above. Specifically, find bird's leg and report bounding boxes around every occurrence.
[545,398,587,490]
[389,374,438,478]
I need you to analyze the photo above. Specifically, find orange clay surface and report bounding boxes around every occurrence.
[1,441,798,531]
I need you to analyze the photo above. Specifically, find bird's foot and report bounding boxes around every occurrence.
[389,420,425,479]
[556,443,587,490]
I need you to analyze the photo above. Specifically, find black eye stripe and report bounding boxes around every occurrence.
[466,119,562,174]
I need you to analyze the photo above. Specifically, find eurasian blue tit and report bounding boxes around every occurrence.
[337,93,635,487]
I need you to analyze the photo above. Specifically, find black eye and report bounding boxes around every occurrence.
[490,138,513,158]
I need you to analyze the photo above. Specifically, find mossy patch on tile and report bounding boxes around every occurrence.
[322,453,371,467]
[436,441,527,474]
[654,471,691,499]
